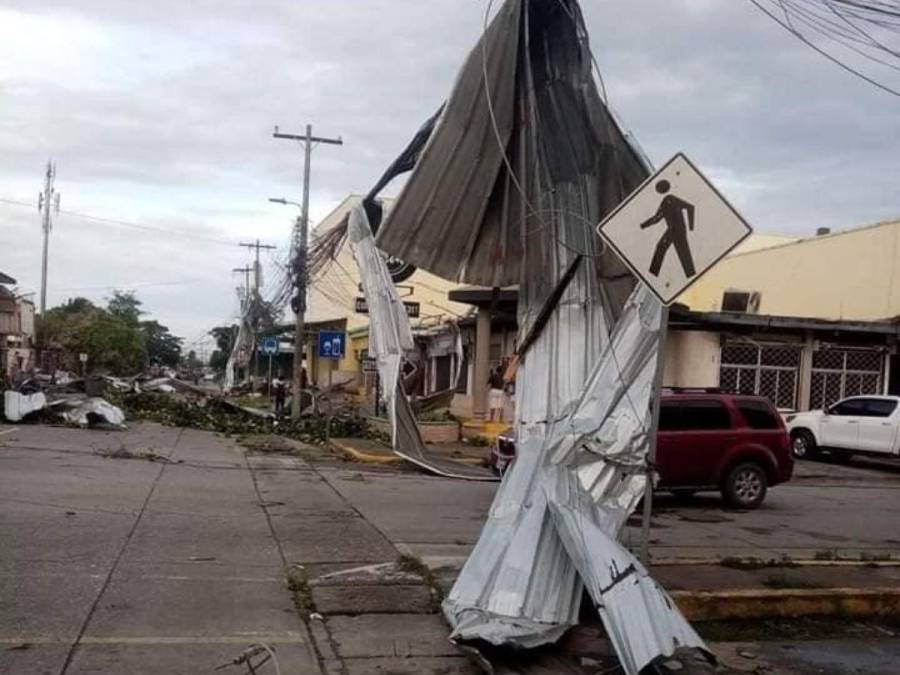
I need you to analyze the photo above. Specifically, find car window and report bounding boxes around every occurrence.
[829,399,866,416]
[736,399,781,429]
[861,399,898,418]
[659,400,732,431]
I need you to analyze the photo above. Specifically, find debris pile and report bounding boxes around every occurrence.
[3,374,127,429]
[119,391,368,444]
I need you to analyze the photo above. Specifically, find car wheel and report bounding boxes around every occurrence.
[722,462,768,509]
[791,430,818,459]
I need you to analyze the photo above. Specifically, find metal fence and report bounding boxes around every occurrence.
[719,342,801,409]
[810,348,884,409]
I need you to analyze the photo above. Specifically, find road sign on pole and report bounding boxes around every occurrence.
[260,337,279,356]
[318,331,346,360]
[596,153,752,305]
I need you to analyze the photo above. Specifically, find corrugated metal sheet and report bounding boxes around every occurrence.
[372,0,712,672]
[349,204,497,482]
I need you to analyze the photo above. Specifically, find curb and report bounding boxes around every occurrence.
[672,587,900,621]
[329,440,486,468]
[650,557,900,567]
[330,440,402,465]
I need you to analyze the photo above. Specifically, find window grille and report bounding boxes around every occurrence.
[720,342,801,409]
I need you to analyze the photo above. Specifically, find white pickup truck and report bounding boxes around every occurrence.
[786,395,900,460]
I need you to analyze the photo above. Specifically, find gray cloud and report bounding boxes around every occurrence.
[1,0,897,344]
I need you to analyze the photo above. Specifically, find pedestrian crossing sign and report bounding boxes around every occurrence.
[596,153,753,305]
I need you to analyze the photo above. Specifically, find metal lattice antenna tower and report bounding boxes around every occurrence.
[38,160,60,314]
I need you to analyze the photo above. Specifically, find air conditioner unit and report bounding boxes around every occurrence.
[721,290,761,313]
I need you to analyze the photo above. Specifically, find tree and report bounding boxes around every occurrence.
[38,299,144,375]
[141,320,182,368]
[36,292,183,376]
[107,290,143,324]
[208,324,238,373]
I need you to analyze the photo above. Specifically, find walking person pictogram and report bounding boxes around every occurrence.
[640,180,696,278]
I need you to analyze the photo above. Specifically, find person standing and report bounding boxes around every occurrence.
[488,365,505,422]
[272,376,286,415]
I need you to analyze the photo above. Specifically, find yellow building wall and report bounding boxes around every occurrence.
[306,195,472,333]
[679,220,900,321]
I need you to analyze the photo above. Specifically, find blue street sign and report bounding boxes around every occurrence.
[318,331,346,359]
[260,336,279,356]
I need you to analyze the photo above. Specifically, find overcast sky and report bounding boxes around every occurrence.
[1,0,897,351]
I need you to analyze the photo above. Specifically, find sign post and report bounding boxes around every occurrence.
[596,152,753,565]
[260,338,280,398]
[318,331,346,360]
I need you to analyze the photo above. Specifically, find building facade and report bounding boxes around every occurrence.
[0,272,36,383]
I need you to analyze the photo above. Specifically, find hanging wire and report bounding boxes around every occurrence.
[748,0,900,96]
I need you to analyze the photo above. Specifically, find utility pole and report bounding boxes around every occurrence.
[232,266,253,305]
[232,265,254,388]
[272,124,343,420]
[239,239,277,296]
[38,161,60,315]
[238,240,276,392]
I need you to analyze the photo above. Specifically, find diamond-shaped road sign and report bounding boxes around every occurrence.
[597,153,752,305]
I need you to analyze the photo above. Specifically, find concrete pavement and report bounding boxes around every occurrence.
[0,423,318,675]
[3,421,899,674]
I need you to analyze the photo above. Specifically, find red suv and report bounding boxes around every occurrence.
[490,390,793,509]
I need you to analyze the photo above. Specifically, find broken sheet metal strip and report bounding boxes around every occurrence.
[347,205,497,482]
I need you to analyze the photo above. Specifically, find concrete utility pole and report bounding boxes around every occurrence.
[272,124,343,420]
[232,266,253,305]
[239,239,277,296]
[238,240,276,391]
[38,161,60,315]
[232,265,254,388]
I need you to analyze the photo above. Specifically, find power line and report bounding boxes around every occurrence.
[56,278,211,292]
[749,0,900,96]
[0,195,246,246]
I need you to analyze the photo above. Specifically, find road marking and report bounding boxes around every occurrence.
[0,427,19,436]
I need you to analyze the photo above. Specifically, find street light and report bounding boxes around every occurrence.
[269,197,302,209]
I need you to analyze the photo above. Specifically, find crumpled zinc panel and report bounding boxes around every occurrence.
[349,205,496,482]
[347,204,416,442]
[373,0,711,671]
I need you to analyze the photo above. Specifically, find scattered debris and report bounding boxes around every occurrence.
[60,397,126,428]
[95,446,176,462]
[215,643,281,674]
[3,391,47,422]
[287,565,316,620]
